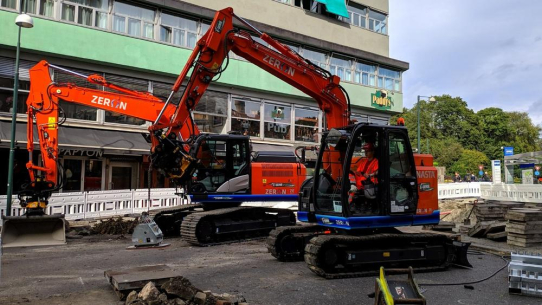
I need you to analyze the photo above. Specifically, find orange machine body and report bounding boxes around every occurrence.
[251,163,307,195]
[413,154,438,216]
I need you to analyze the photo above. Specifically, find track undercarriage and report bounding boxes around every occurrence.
[174,206,296,246]
[267,226,471,279]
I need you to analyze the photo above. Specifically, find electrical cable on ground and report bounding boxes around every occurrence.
[418,252,509,287]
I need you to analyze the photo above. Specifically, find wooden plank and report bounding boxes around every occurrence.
[506,222,542,234]
[505,209,542,222]
[486,231,507,240]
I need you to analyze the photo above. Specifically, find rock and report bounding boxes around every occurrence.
[173,299,186,305]
[193,292,207,305]
[125,291,138,304]
[139,281,160,302]
[162,277,199,300]
[158,293,168,303]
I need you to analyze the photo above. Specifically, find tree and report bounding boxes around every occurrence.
[429,138,464,173]
[449,149,490,176]
[477,107,512,160]
[507,112,542,154]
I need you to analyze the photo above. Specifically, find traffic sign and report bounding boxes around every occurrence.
[536,171,540,176]
[536,166,541,171]
[478,165,483,170]
[479,170,484,176]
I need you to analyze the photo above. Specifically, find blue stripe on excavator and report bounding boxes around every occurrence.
[189,194,298,203]
[296,211,440,229]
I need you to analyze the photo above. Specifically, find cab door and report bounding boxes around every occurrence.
[385,130,418,215]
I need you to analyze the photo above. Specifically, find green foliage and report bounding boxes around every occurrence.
[395,95,541,176]
[449,149,490,175]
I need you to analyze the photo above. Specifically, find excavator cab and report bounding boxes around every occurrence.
[299,123,432,227]
[187,134,251,195]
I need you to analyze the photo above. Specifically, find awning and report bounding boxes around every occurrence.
[0,121,150,155]
[315,0,349,18]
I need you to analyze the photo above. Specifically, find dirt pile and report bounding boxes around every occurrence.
[91,217,139,235]
[126,277,248,305]
[438,198,478,224]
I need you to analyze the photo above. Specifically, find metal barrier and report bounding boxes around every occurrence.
[437,182,491,199]
[0,188,186,225]
[481,184,542,203]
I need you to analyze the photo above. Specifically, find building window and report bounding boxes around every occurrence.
[264,103,291,140]
[346,4,366,28]
[39,0,55,17]
[354,62,376,86]
[0,0,16,9]
[330,56,353,82]
[193,90,228,133]
[60,0,108,28]
[378,67,401,91]
[160,12,198,48]
[351,114,368,124]
[302,48,328,70]
[84,159,103,191]
[368,9,387,34]
[103,73,148,125]
[113,1,155,39]
[231,99,261,137]
[63,159,83,191]
[0,77,30,114]
[294,107,319,142]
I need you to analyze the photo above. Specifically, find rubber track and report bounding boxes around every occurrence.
[181,207,295,246]
[151,204,203,236]
[304,233,452,279]
[150,204,203,218]
[266,225,325,261]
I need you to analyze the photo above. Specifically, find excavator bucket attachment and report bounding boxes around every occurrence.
[1,215,66,248]
[451,241,472,268]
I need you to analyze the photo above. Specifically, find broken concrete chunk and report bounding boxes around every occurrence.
[138,281,161,302]
[125,290,138,304]
[193,291,207,305]
[162,277,200,300]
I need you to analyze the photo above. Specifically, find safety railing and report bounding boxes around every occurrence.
[0,188,187,225]
[437,182,491,199]
[480,184,542,203]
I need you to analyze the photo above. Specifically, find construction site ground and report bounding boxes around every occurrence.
[0,226,539,305]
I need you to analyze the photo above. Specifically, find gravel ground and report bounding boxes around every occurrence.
[0,232,538,305]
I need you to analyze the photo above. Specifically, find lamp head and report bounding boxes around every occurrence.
[15,14,34,28]
[429,97,436,102]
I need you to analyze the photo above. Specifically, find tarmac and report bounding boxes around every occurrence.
[0,226,541,305]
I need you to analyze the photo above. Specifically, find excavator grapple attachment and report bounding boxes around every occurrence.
[1,215,66,248]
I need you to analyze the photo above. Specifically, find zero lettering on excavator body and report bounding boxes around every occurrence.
[263,54,295,77]
[91,95,127,110]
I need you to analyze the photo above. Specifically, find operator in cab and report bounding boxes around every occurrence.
[353,142,379,214]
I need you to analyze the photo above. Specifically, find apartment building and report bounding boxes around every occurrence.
[0,0,408,193]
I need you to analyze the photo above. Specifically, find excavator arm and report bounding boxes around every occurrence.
[23,61,176,209]
[149,7,350,184]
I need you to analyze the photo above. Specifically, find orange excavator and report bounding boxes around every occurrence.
[4,8,470,276]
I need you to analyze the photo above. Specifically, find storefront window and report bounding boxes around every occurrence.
[294,108,319,142]
[231,99,261,136]
[84,159,102,191]
[264,103,291,140]
[63,159,82,191]
[193,90,228,133]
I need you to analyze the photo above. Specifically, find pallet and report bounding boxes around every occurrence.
[468,221,505,238]
[506,209,542,222]
[506,221,542,235]
[486,231,507,241]
[104,264,181,300]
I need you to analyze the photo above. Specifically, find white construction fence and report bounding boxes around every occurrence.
[0,188,186,225]
[480,183,542,203]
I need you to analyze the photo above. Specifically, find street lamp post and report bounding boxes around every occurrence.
[416,95,435,153]
[6,5,34,216]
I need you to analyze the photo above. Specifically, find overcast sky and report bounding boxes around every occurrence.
[389,0,542,126]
